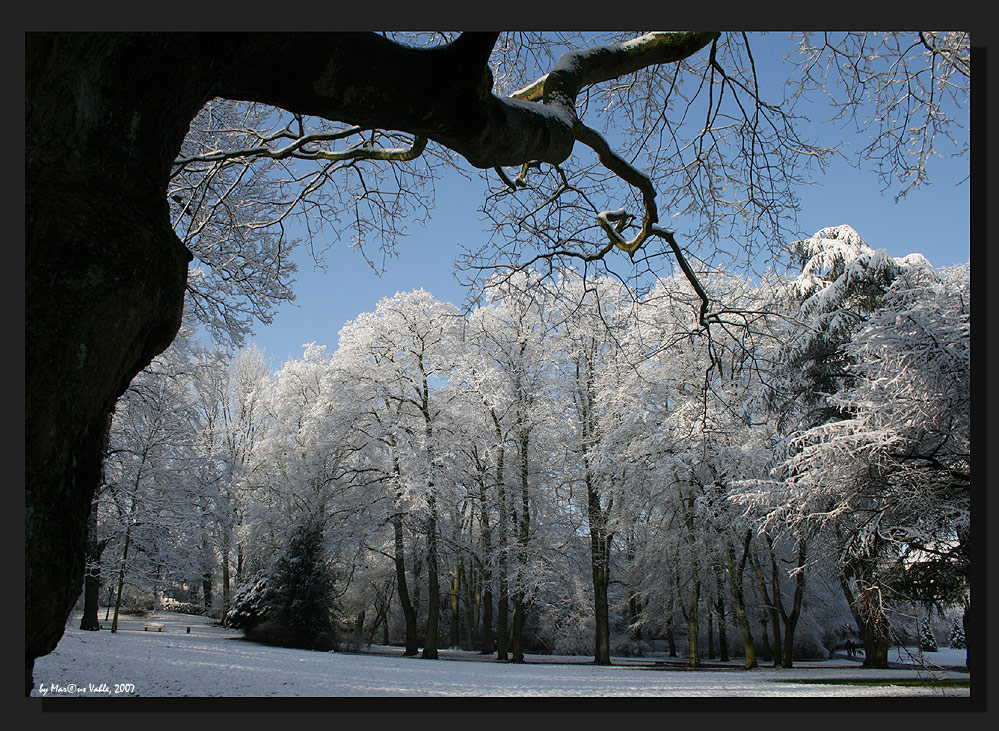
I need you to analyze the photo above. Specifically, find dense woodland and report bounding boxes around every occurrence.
[83,224,970,670]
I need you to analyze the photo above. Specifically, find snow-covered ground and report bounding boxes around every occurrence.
[29,609,970,698]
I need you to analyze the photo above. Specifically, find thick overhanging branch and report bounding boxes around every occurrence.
[512,31,721,104]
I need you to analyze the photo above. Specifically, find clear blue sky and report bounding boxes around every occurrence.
[241,33,972,368]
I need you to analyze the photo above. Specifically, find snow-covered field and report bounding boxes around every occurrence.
[30,609,970,698]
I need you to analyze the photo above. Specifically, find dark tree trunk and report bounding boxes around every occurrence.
[727,532,757,669]
[707,601,715,659]
[493,416,509,660]
[509,427,531,663]
[80,502,108,631]
[779,536,807,668]
[422,491,440,659]
[392,512,419,656]
[25,33,208,693]
[221,532,232,614]
[449,556,461,649]
[201,528,214,616]
[587,481,612,665]
[80,562,104,632]
[510,594,526,663]
[715,589,729,661]
[665,591,677,657]
[686,575,701,668]
[463,559,478,651]
[477,475,494,654]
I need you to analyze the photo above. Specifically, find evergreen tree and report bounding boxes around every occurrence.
[269,520,338,651]
[227,519,338,651]
[948,618,966,650]
[918,615,938,652]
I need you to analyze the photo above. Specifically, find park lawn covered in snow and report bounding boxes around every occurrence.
[30,609,971,699]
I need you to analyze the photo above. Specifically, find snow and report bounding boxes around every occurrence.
[30,609,970,698]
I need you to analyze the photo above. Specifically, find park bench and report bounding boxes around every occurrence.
[143,622,164,632]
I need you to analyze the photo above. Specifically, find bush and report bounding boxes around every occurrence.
[169,602,205,616]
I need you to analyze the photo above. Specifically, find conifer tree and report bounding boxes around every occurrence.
[269,520,338,651]
[948,618,966,650]
[918,615,938,652]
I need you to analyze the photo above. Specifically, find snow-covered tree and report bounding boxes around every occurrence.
[918,615,938,652]
[736,227,969,668]
[949,617,966,650]
[335,289,465,658]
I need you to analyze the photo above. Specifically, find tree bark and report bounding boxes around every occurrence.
[422,491,440,659]
[478,475,494,654]
[779,536,807,668]
[26,33,208,693]
[80,500,108,631]
[393,512,419,655]
[587,476,612,665]
[726,532,758,669]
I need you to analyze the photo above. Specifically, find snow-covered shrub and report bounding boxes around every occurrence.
[170,601,206,616]
[224,574,275,629]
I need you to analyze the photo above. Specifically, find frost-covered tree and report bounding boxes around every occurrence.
[460,272,564,662]
[736,227,969,669]
[335,290,465,658]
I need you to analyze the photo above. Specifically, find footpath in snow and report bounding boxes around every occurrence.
[29,609,971,698]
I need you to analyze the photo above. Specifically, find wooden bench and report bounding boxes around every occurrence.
[143,622,164,632]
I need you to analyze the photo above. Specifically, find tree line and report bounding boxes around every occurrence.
[85,225,970,670]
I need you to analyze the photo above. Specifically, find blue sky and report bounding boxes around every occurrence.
[240,34,972,368]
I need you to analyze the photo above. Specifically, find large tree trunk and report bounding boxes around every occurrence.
[25,33,207,693]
